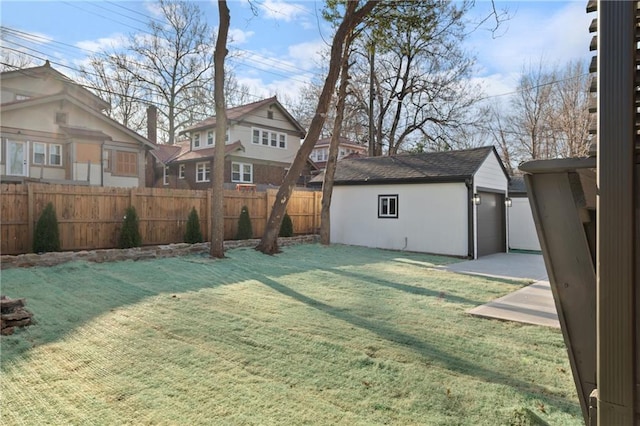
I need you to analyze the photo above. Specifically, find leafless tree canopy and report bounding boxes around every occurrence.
[484,60,592,173]
[292,1,483,156]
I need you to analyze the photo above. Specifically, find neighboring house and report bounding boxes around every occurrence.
[149,96,308,190]
[0,61,155,187]
[506,175,541,251]
[309,136,367,169]
[326,146,510,259]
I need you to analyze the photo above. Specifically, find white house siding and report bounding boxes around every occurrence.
[508,197,541,251]
[474,152,508,192]
[330,182,469,256]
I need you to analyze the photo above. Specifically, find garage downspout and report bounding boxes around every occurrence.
[466,178,475,259]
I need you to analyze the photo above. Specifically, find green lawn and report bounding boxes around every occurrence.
[0,244,581,425]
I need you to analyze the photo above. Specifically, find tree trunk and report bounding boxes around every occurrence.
[210,0,230,258]
[255,1,377,255]
[320,31,353,245]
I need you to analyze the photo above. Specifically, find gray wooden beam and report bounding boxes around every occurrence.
[596,1,636,423]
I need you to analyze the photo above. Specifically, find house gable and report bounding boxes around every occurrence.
[156,97,308,189]
[1,63,153,188]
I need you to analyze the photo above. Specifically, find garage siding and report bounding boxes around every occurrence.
[508,196,541,251]
[330,183,469,256]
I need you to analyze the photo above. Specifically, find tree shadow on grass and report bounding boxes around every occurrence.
[330,267,484,306]
[254,274,579,418]
[1,245,423,366]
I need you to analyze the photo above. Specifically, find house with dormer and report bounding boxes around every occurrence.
[0,61,155,187]
[309,136,368,169]
[149,96,309,190]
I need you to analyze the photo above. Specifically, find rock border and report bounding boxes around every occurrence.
[0,235,319,269]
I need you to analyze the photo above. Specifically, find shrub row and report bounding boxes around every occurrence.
[32,204,294,254]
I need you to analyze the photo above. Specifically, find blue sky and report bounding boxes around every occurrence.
[1,1,593,102]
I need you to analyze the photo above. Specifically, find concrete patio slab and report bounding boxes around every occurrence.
[443,253,559,328]
[468,280,559,328]
[444,252,548,282]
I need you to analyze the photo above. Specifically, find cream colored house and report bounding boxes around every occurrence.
[150,96,308,190]
[1,61,154,187]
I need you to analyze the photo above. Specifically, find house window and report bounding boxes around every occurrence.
[252,127,287,149]
[178,164,185,179]
[231,162,252,183]
[193,133,200,149]
[163,166,169,185]
[49,144,62,166]
[378,195,398,219]
[267,110,274,119]
[33,142,46,165]
[196,162,210,182]
[207,131,214,146]
[103,149,111,171]
[115,151,137,176]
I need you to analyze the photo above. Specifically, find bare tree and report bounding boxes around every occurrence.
[551,60,591,158]
[256,0,378,255]
[320,28,355,245]
[79,54,148,134]
[210,0,230,258]
[112,0,215,144]
[0,49,35,71]
[290,1,483,156]
[484,59,591,171]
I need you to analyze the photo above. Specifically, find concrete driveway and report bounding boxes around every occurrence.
[444,253,559,328]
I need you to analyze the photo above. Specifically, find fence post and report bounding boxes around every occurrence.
[314,191,321,233]
[27,183,34,251]
[206,189,212,242]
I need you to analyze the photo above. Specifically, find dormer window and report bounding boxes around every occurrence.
[193,133,200,148]
[207,131,214,146]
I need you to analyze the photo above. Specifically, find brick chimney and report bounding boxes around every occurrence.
[147,105,157,144]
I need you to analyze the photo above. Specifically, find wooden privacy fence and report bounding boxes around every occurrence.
[0,183,322,255]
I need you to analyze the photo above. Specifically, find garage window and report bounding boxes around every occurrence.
[378,194,398,218]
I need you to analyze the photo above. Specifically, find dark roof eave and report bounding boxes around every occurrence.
[333,175,471,186]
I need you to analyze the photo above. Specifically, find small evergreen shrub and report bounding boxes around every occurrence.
[184,207,203,244]
[236,206,253,240]
[118,206,142,249]
[279,212,294,237]
[33,202,61,253]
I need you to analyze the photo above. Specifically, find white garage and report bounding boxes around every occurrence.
[329,146,510,259]
[507,176,541,251]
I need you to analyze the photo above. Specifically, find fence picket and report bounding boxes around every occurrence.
[0,183,321,255]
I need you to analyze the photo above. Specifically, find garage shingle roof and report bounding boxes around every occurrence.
[331,146,498,185]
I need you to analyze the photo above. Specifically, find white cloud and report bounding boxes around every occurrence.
[75,34,128,54]
[467,2,592,80]
[259,0,308,22]
[228,28,254,45]
[287,40,327,71]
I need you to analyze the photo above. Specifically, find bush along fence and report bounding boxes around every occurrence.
[0,183,322,255]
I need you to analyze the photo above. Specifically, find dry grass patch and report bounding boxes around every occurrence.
[1,244,580,425]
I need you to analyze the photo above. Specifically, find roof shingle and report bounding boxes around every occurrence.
[330,146,497,184]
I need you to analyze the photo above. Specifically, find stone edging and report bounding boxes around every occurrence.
[0,235,319,269]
